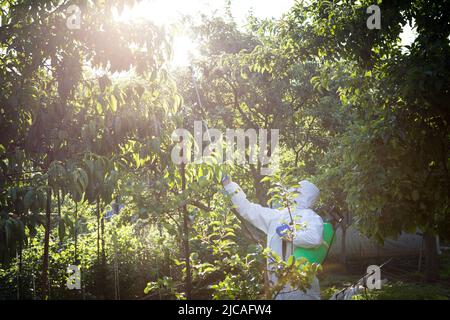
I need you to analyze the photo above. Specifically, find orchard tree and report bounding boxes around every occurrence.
[277,0,450,280]
[0,0,177,297]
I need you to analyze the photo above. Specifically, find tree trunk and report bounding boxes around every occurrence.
[250,165,267,205]
[339,212,348,267]
[101,215,106,268]
[74,202,78,264]
[101,209,107,298]
[180,163,192,299]
[41,186,52,299]
[424,232,439,282]
[95,197,107,298]
[96,197,100,262]
[16,171,22,299]
[17,242,22,300]
[340,225,347,265]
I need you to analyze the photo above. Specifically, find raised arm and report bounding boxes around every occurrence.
[223,178,278,234]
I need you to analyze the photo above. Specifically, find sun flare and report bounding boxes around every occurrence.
[112,0,295,67]
[113,0,203,67]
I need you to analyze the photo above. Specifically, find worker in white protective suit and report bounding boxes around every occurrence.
[222,177,323,300]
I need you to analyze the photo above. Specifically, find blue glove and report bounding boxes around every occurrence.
[221,175,231,186]
[276,223,292,238]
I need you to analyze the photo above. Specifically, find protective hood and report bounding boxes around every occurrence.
[292,180,320,209]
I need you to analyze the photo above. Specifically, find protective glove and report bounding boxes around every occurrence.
[221,175,231,187]
[276,223,293,240]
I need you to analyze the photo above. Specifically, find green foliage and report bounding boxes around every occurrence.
[352,282,450,300]
[0,213,25,264]
[263,248,321,299]
[0,0,448,300]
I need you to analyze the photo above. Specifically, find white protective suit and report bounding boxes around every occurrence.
[224,180,323,300]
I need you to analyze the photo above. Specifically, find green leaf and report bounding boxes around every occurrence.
[23,189,35,212]
[109,95,118,112]
[287,256,295,266]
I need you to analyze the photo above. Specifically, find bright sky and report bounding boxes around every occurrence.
[115,0,294,26]
[114,0,416,67]
[115,0,295,66]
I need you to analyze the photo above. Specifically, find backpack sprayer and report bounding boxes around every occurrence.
[279,205,343,265]
[294,206,343,265]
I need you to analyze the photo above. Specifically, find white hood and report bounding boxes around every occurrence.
[292,180,320,209]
